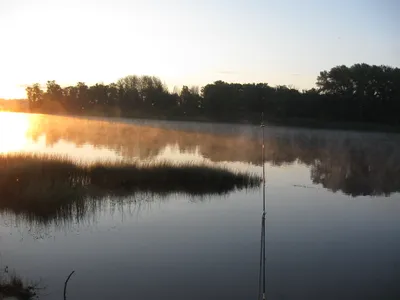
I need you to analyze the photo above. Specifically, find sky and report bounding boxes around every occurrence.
[0,0,399,98]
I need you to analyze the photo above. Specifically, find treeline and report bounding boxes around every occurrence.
[26,63,400,125]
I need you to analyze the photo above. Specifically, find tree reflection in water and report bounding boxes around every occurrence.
[25,114,400,197]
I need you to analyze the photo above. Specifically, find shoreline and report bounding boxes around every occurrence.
[7,109,400,134]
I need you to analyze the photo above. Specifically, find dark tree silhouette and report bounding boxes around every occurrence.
[25,63,400,126]
[26,83,44,110]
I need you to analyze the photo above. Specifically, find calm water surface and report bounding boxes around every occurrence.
[0,112,399,300]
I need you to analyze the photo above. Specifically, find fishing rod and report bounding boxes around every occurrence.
[258,113,267,300]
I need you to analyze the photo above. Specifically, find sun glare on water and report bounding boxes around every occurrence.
[0,112,32,154]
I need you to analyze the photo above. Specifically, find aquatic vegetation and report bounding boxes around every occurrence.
[0,271,39,300]
[0,153,261,222]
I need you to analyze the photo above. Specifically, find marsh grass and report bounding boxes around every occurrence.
[0,153,261,221]
[0,271,39,300]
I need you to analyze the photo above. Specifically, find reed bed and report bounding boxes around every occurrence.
[0,153,261,221]
[0,272,39,300]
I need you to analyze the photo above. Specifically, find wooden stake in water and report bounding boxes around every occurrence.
[258,113,267,300]
[262,114,265,213]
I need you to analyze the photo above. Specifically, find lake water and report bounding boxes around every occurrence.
[0,112,399,300]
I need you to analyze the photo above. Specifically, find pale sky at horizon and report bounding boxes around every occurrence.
[0,0,399,98]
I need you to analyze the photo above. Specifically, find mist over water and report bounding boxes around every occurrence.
[1,112,399,300]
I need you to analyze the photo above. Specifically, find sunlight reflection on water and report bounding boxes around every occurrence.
[0,112,260,172]
[0,112,31,153]
[1,112,400,300]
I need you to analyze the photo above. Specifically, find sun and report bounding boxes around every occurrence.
[0,84,26,100]
[0,112,31,154]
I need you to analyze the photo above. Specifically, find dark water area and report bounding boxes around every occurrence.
[0,112,399,299]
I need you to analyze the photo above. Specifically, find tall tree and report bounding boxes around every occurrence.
[26,83,44,111]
